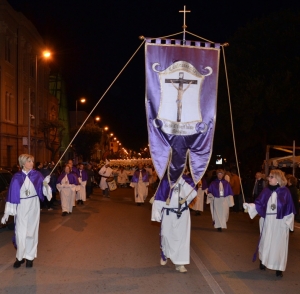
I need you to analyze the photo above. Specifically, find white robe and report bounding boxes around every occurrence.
[151,177,197,265]
[117,170,128,184]
[189,188,204,211]
[247,192,294,271]
[130,172,149,202]
[99,166,113,190]
[4,171,52,261]
[206,194,234,229]
[76,176,87,201]
[57,175,76,213]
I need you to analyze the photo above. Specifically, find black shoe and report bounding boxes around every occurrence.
[13,258,25,268]
[26,259,33,268]
[62,211,68,216]
[137,203,141,206]
[217,228,222,232]
[77,200,80,205]
[276,270,283,277]
[259,261,266,270]
[196,211,201,216]
[81,200,84,205]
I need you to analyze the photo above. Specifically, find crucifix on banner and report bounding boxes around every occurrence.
[165,72,198,122]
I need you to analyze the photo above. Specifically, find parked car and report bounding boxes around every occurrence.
[0,168,14,229]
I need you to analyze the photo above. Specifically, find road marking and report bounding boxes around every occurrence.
[191,237,253,294]
[0,258,15,274]
[294,225,300,229]
[50,218,70,232]
[190,247,225,294]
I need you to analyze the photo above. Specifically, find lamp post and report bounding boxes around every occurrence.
[30,50,51,156]
[75,98,86,126]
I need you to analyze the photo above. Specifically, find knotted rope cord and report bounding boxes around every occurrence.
[221,46,245,204]
[49,39,146,175]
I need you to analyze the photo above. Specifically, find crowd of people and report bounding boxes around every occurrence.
[1,154,299,279]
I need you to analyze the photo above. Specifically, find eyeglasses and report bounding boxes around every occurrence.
[268,175,275,179]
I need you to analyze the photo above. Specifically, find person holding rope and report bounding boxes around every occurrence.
[206,169,234,232]
[1,154,52,268]
[151,173,197,273]
[243,169,295,277]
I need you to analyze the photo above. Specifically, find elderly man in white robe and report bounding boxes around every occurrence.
[130,163,149,205]
[99,159,113,198]
[243,169,295,277]
[1,154,51,268]
[151,174,197,273]
[207,169,234,232]
[56,165,79,216]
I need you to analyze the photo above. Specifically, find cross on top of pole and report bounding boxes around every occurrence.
[179,5,191,30]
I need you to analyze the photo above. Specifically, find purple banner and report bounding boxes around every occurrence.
[145,39,220,187]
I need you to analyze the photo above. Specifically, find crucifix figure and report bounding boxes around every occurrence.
[165,72,197,122]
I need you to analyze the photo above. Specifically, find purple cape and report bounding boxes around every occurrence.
[255,186,296,219]
[76,169,88,181]
[208,179,233,198]
[131,169,149,183]
[57,172,79,185]
[155,174,197,202]
[7,170,44,204]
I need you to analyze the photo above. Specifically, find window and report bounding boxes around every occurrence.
[5,36,11,62]
[5,92,14,122]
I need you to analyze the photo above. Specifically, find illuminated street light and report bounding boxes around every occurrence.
[30,50,51,156]
[76,97,86,126]
[104,126,109,131]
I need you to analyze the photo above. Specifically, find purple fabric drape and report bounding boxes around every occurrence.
[7,170,44,203]
[145,39,220,187]
[255,186,296,219]
[131,169,149,183]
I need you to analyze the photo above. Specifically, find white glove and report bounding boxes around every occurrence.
[243,203,249,210]
[44,175,50,183]
[1,213,9,225]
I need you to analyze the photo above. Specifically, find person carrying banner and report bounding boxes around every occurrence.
[99,159,113,198]
[76,163,88,205]
[130,163,149,205]
[207,169,234,232]
[243,169,295,277]
[151,173,197,273]
[1,154,52,268]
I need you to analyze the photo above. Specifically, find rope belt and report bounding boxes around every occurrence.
[163,202,188,219]
[20,195,38,199]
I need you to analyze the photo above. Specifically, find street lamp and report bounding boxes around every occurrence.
[75,97,86,126]
[95,116,100,124]
[30,50,51,156]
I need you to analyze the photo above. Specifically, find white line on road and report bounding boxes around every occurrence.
[294,225,300,229]
[190,247,225,294]
[50,218,70,232]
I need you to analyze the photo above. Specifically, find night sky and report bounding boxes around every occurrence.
[7,0,300,152]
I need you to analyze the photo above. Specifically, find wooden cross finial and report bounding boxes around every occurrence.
[179,5,191,30]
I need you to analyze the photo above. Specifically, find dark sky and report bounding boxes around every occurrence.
[8,0,300,151]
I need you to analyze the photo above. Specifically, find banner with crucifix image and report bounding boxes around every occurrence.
[145,39,220,187]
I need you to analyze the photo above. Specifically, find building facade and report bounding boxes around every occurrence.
[0,0,58,167]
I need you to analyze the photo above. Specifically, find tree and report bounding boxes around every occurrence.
[71,124,102,161]
[216,9,300,172]
[39,118,65,161]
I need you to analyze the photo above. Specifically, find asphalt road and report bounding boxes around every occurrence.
[0,186,299,294]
